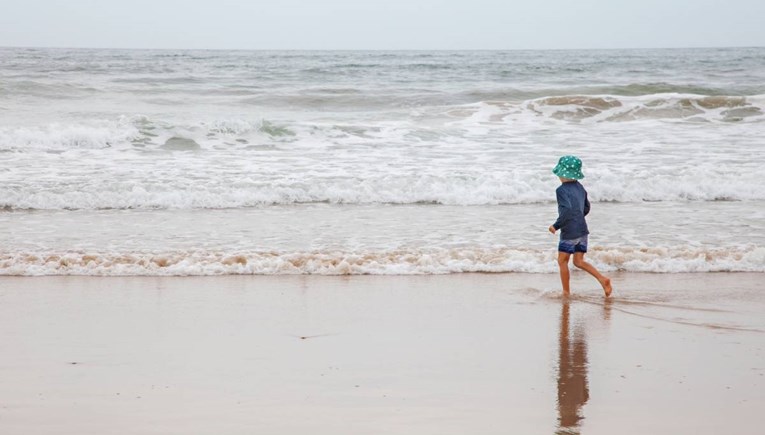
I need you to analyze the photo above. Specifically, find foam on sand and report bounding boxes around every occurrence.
[2,245,763,276]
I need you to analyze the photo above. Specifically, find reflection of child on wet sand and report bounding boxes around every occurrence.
[557,300,589,431]
[548,156,612,297]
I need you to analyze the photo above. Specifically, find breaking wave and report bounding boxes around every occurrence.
[0,117,296,152]
[1,171,763,210]
[522,94,764,122]
[2,246,763,276]
[1,93,763,152]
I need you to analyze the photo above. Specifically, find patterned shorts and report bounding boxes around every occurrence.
[558,235,588,254]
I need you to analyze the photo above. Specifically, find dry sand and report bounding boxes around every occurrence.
[0,272,763,434]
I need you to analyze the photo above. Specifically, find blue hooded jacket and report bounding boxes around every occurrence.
[552,181,590,240]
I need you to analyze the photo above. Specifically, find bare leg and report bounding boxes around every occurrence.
[572,253,612,297]
[557,252,571,295]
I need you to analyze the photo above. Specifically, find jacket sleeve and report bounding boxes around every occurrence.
[552,189,572,230]
[583,193,590,217]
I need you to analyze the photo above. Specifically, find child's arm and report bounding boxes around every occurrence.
[551,189,572,233]
[584,193,590,217]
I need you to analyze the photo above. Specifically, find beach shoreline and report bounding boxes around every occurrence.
[1,273,762,434]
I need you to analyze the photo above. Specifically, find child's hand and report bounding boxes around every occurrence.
[548,225,556,234]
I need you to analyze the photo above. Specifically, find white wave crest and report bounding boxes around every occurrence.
[0,116,298,152]
[1,167,763,210]
[503,94,765,123]
[0,120,142,151]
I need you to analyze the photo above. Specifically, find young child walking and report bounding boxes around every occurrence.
[548,156,612,297]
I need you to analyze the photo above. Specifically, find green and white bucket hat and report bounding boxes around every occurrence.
[552,155,584,180]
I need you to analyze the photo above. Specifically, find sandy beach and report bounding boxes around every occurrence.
[0,272,762,434]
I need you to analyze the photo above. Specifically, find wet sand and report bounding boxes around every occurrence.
[0,273,763,434]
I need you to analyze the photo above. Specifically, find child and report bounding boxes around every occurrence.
[548,156,612,297]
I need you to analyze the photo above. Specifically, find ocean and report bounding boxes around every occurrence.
[1,47,764,275]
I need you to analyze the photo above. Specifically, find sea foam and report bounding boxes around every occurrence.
[2,246,763,276]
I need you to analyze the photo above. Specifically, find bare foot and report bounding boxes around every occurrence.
[600,277,612,297]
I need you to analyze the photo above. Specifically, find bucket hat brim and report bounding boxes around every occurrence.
[552,156,584,180]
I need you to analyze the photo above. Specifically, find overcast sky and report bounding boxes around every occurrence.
[1,0,763,50]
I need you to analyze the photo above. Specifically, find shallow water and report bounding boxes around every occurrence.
[1,202,764,274]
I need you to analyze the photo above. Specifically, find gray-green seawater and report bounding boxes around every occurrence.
[1,47,764,274]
